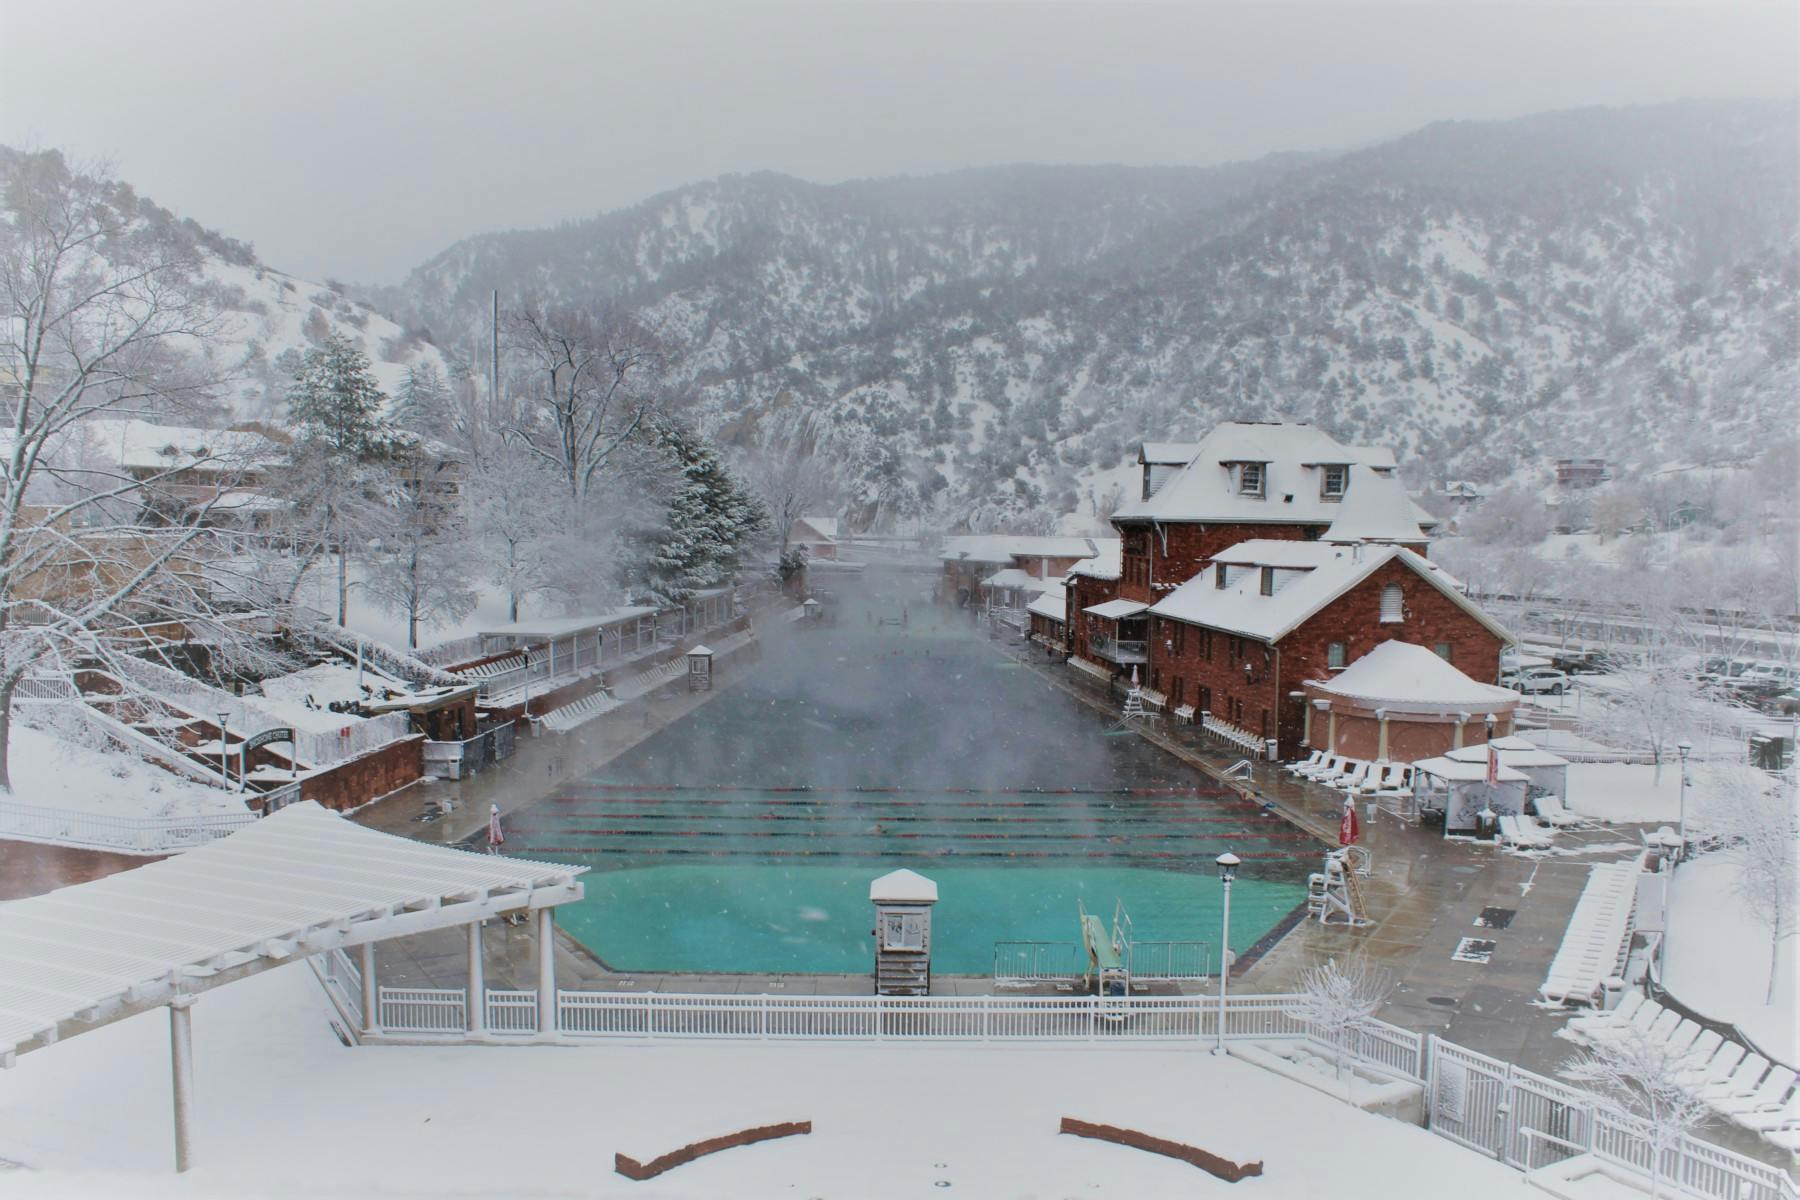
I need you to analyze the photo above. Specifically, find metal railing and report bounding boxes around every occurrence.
[1088,634,1148,663]
[993,941,1080,986]
[1129,940,1214,981]
[485,990,538,1034]
[0,795,256,854]
[378,988,467,1034]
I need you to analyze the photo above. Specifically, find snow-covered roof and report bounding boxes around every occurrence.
[688,644,714,657]
[1309,641,1519,712]
[940,535,1100,564]
[1085,598,1149,620]
[793,516,838,541]
[1412,756,1529,783]
[208,488,287,512]
[869,868,938,903]
[1150,541,1510,645]
[1068,540,1123,581]
[1139,442,1202,465]
[1026,585,1066,622]
[983,568,1056,592]
[81,419,280,474]
[1446,742,1570,768]
[1113,422,1418,527]
[480,607,658,640]
[0,801,584,1060]
[1322,466,1429,544]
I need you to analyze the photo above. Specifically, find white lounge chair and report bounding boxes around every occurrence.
[1703,1053,1772,1102]
[1716,1069,1797,1117]
[1499,814,1554,849]
[1356,763,1406,794]
[1300,754,1349,782]
[1331,761,1376,791]
[1534,794,1584,828]
[1285,750,1326,776]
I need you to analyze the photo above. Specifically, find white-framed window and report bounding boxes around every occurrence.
[1380,584,1404,624]
[1321,464,1349,500]
[881,911,926,951]
[1238,462,1265,496]
[1328,642,1347,670]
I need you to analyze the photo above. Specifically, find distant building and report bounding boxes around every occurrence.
[790,516,839,561]
[1554,458,1610,489]
[1026,583,1069,655]
[938,535,1116,607]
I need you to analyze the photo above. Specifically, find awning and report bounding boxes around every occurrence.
[0,801,584,1062]
[1084,599,1149,620]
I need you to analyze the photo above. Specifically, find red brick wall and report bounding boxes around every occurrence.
[1029,612,1067,650]
[302,736,424,811]
[1067,573,1120,672]
[1115,521,1323,604]
[1152,558,1503,757]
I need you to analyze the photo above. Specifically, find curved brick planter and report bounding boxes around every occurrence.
[1059,1117,1263,1182]
[615,1120,811,1181]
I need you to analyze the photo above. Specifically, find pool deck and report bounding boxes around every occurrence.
[357,608,1660,1080]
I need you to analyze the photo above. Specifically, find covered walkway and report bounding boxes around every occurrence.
[0,801,584,1170]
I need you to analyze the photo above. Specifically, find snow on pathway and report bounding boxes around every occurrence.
[0,963,1534,1199]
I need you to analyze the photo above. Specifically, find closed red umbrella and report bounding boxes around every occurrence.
[1338,792,1361,847]
[487,803,505,853]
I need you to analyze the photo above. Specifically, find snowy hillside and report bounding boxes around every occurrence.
[377,100,1796,529]
[0,146,451,428]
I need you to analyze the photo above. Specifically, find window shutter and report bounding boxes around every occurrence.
[1380,584,1404,623]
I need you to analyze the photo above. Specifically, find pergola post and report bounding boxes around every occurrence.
[360,942,378,1036]
[169,997,196,1173]
[467,921,485,1035]
[536,907,557,1035]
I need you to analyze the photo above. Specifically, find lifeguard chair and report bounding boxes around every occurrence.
[1078,899,1130,1019]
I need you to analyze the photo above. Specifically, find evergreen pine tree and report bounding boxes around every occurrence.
[645,422,768,603]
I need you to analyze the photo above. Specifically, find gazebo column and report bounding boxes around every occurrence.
[1301,700,1312,745]
[360,942,379,1036]
[169,996,196,1173]
[467,922,485,1035]
[1375,708,1390,761]
[1326,707,1338,754]
[536,907,557,1035]
[1453,711,1471,750]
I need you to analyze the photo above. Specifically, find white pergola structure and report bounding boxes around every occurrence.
[0,801,584,1172]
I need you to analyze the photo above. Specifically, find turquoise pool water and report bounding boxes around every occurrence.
[502,603,1315,975]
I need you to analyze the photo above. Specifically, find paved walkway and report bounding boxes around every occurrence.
[991,628,1653,1077]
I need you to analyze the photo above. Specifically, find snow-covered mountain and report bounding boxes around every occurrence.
[377,100,1797,529]
[0,146,451,429]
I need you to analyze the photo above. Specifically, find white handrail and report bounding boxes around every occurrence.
[0,795,254,854]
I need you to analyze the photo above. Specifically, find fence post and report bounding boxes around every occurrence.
[981,995,991,1042]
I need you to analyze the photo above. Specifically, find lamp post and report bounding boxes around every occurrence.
[1214,850,1240,1055]
[216,711,231,789]
[1675,739,1692,862]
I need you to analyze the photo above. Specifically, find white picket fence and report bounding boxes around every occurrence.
[325,980,1790,1200]
[0,796,256,854]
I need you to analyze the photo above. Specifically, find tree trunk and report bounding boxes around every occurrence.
[509,591,520,623]
[1770,935,1781,1006]
[337,546,348,627]
[0,675,16,794]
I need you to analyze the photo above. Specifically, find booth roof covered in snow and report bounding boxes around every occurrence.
[1411,755,1529,783]
[869,869,938,903]
[0,801,584,1061]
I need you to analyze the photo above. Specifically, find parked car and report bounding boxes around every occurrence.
[1503,666,1572,695]
[1733,663,1798,701]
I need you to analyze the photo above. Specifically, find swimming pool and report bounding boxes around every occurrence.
[504,601,1315,975]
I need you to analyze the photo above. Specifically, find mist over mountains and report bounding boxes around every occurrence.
[15,100,1794,533]
[375,100,1795,529]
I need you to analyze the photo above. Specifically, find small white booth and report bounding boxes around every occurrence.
[1413,755,1529,837]
[870,869,937,996]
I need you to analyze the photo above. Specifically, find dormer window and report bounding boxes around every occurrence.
[1237,462,1265,497]
[1259,566,1275,596]
[1321,464,1349,501]
[1215,563,1228,589]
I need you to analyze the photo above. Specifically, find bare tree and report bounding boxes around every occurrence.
[1563,1026,1712,1199]
[505,302,659,503]
[1693,761,1798,1004]
[465,438,563,623]
[1287,957,1394,1088]
[361,450,477,649]
[0,150,242,790]
[737,431,839,556]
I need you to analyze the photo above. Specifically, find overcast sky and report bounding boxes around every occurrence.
[2,1,1793,283]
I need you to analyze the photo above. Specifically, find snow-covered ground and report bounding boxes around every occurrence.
[0,964,1534,1199]
[288,561,519,655]
[5,724,241,821]
[1662,848,1797,1066]
[1562,762,1687,823]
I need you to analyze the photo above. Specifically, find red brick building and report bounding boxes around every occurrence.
[1073,421,1438,685]
[1146,539,1509,758]
[1300,640,1520,763]
[939,535,1116,607]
